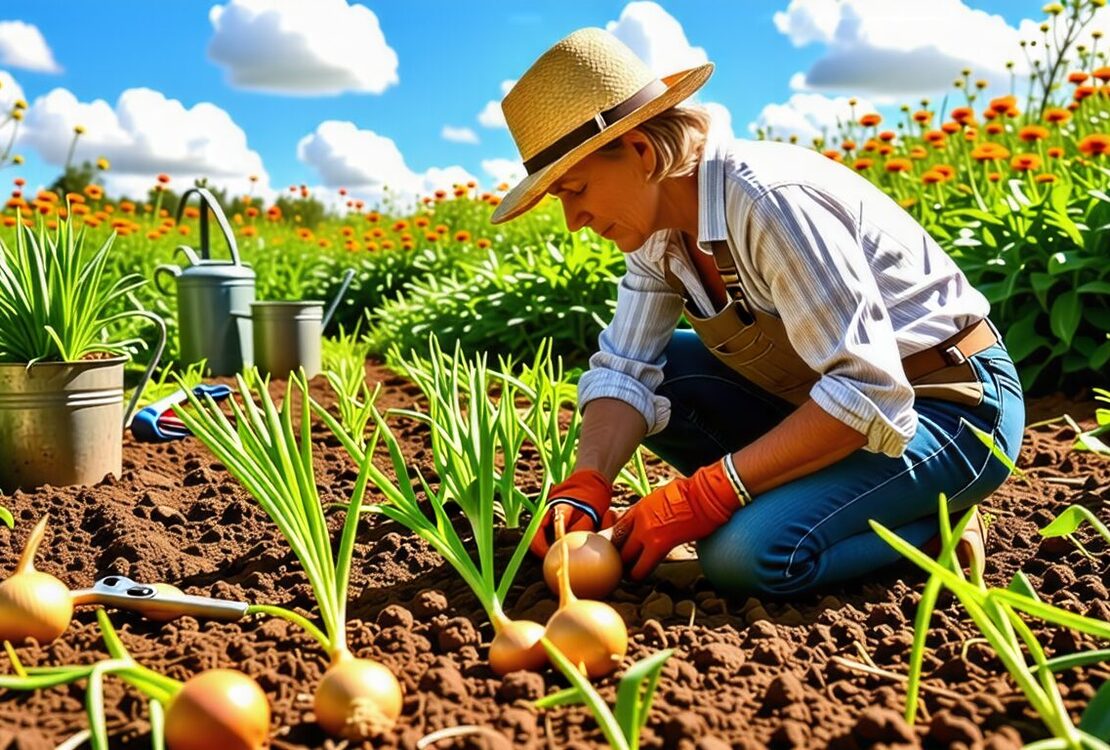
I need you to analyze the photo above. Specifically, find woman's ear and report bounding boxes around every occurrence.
[624,130,656,180]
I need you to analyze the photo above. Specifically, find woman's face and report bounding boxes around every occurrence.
[546,131,661,253]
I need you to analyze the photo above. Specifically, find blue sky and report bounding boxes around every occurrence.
[0,0,1098,205]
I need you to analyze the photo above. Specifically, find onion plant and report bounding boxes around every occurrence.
[0,505,11,528]
[536,642,673,750]
[175,370,402,738]
[870,495,1110,749]
[1067,387,1110,455]
[1039,505,1110,560]
[322,324,377,451]
[0,217,150,363]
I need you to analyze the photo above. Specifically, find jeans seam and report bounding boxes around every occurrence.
[946,366,1007,507]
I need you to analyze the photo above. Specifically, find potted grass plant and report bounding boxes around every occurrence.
[0,215,164,491]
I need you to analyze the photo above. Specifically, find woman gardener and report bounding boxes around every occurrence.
[490,28,1026,596]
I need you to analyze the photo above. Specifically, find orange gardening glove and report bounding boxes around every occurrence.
[529,469,616,557]
[610,460,743,581]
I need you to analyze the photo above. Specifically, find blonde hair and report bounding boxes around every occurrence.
[599,104,712,181]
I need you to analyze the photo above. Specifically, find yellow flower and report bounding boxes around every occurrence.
[74,124,86,135]
[97,157,110,170]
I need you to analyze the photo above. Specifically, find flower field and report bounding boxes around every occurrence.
[2,1,1110,748]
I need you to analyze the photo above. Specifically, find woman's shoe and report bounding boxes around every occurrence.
[921,505,987,581]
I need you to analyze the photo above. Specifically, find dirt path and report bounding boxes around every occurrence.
[1,361,1107,749]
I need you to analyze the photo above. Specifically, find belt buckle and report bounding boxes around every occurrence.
[943,344,968,367]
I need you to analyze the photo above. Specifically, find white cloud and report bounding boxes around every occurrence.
[0,21,60,74]
[480,158,523,187]
[441,125,479,144]
[749,92,879,145]
[478,79,516,129]
[19,86,270,198]
[0,69,26,111]
[772,0,1047,97]
[704,101,736,142]
[605,1,708,76]
[297,120,477,210]
[207,0,398,95]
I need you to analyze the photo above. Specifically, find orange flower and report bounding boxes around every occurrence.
[971,142,1010,161]
[912,110,933,125]
[454,230,471,242]
[70,203,89,215]
[341,226,354,237]
[453,187,466,198]
[941,121,961,134]
[1,215,16,227]
[318,239,331,248]
[1035,173,1057,183]
[402,242,414,250]
[477,238,491,249]
[878,130,896,142]
[988,95,1017,114]
[381,240,395,250]
[400,233,413,243]
[1018,125,1049,142]
[415,217,429,228]
[296,228,313,240]
[853,158,873,171]
[1047,146,1064,158]
[1044,107,1072,125]
[83,217,100,228]
[923,130,946,144]
[862,139,880,153]
[178,226,191,236]
[1075,85,1096,101]
[909,146,929,160]
[987,172,1002,183]
[246,206,259,218]
[859,113,882,127]
[371,227,384,238]
[366,211,380,223]
[921,170,946,184]
[983,108,998,121]
[950,107,975,125]
[822,149,843,162]
[156,173,170,184]
[1094,66,1110,82]
[433,189,447,200]
[497,182,509,192]
[425,232,438,242]
[392,220,408,232]
[435,224,449,235]
[36,190,59,203]
[183,206,200,219]
[933,164,956,179]
[241,226,257,237]
[885,158,913,173]
[985,122,1004,135]
[1068,71,1090,84]
[841,139,856,152]
[878,144,894,156]
[1078,133,1110,156]
[898,197,917,209]
[1010,153,1041,171]
[1005,106,1021,118]
[466,180,477,189]
[365,241,379,251]
[65,192,86,204]
[487,196,501,206]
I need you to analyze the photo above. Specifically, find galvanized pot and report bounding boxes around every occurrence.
[0,315,166,492]
[153,187,255,376]
[236,302,324,379]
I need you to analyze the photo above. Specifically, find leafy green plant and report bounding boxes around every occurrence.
[1066,387,1110,455]
[321,324,377,450]
[536,641,674,750]
[0,218,151,363]
[871,495,1110,748]
[1039,504,1110,560]
[0,505,12,528]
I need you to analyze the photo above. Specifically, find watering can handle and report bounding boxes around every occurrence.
[173,244,201,267]
[175,186,241,265]
[122,311,168,430]
[152,264,181,295]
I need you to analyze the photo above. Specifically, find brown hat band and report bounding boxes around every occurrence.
[522,79,669,175]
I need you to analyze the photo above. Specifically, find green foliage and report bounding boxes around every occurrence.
[48,161,97,197]
[0,217,151,363]
[1039,504,1110,559]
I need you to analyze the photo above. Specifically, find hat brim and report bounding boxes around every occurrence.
[490,62,715,225]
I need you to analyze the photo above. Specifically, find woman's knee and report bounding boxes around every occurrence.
[696,519,784,597]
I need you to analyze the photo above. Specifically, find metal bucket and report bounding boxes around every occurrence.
[241,301,324,379]
[0,314,166,492]
[0,357,128,491]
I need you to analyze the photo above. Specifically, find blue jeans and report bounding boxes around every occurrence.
[642,329,1025,596]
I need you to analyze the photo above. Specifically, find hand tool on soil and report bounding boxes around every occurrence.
[70,575,249,621]
[130,383,233,442]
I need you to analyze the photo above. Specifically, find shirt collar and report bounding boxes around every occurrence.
[637,126,729,263]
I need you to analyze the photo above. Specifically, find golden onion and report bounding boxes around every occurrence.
[543,530,622,599]
[314,651,403,739]
[488,615,546,675]
[164,669,270,750]
[0,516,73,645]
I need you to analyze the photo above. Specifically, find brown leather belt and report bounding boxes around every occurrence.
[902,319,998,382]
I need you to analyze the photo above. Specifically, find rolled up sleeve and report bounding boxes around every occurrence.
[746,184,917,456]
[577,248,684,436]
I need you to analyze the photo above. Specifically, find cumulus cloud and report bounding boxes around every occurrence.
[19,86,270,198]
[605,1,708,76]
[297,120,478,209]
[0,69,25,111]
[773,0,1043,98]
[749,92,879,145]
[704,101,736,142]
[0,21,61,73]
[480,158,523,187]
[207,0,398,95]
[441,125,479,144]
[478,80,515,129]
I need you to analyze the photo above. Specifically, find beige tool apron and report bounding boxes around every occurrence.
[662,239,985,408]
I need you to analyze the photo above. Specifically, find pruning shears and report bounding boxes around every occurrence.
[70,575,249,622]
[131,384,233,442]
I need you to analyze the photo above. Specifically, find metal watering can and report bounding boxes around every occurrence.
[154,187,255,375]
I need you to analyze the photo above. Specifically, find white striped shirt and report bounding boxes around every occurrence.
[577,133,990,458]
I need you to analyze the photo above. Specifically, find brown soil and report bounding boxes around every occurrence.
[1,360,1107,750]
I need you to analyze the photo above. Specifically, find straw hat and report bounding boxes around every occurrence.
[490,27,713,224]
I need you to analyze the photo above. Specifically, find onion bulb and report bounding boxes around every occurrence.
[0,516,73,645]
[488,613,546,675]
[544,528,627,679]
[164,669,270,750]
[543,530,622,600]
[314,650,403,739]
